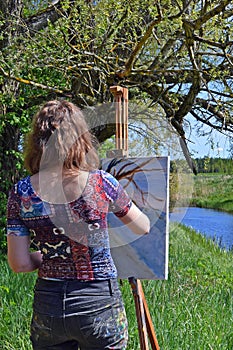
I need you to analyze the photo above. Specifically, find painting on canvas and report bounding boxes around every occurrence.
[101,156,169,280]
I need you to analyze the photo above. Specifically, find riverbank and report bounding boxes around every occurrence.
[1,223,232,349]
[190,173,233,213]
[170,172,233,213]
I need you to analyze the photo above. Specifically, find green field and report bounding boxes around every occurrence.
[1,222,233,349]
[170,172,233,213]
[190,173,233,213]
[1,172,233,349]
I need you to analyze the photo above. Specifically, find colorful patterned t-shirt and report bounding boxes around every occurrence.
[7,170,132,280]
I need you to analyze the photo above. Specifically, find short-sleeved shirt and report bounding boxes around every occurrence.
[7,170,132,280]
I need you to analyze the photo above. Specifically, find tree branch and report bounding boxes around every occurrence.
[148,30,183,70]
[195,97,233,132]
[0,0,67,50]
[0,66,72,97]
[23,1,65,35]
[190,109,233,133]
[193,34,233,50]
[117,7,162,78]
[193,0,232,30]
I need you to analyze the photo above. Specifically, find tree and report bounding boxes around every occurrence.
[1,0,233,184]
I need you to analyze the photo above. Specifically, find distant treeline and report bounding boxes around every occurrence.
[171,157,233,174]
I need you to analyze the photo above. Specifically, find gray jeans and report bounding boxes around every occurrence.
[30,278,128,350]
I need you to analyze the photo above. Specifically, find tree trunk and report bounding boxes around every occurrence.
[0,0,24,194]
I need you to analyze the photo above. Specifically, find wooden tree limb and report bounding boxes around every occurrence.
[117,5,162,78]
[148,30,183,71]
[194,98,233,132]
[0,66,72,97]
[174,18,202,122]
[192,0,232,30]
[99,8,129,51]
[193,34,233,50]
[23,0,64,35]
[0,1,65,50]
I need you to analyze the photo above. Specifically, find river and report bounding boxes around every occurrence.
[170,207,233,250]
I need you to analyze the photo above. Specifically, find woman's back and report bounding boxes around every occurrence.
[30,168,89,204]
[8,170,132,280]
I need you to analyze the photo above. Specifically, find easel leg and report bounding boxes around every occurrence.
[138,280,160,350]
[129,277,160,350]
[129,277,149,350]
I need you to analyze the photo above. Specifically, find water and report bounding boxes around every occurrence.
[170,207,233,250]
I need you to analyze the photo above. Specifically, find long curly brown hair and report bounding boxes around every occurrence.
[24,100,99,174]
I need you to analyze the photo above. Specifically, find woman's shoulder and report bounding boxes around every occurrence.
[90,169,119,187]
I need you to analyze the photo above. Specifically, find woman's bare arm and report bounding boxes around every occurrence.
[119,203,150,235]
[7,235,42,273]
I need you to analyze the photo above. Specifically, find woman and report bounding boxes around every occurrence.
[7,100,150,350]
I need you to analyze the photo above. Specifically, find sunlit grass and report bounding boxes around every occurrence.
[1,223,233,349]
[122,223,233,349]
[0,257,36,350]
[190,174,233,213]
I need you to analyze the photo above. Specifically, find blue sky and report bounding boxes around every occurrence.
[189,131,231,158]
[185,115,231,158]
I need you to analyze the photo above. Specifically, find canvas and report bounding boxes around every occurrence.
[101,156,170,280]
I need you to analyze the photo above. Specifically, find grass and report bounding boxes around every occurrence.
[1,223,233,349]
[0,258,37,350]
[170,172,233,212]
[123,223,233,349]
[190,173,233,213]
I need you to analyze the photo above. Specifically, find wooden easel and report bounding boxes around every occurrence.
[109,86,160,350]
